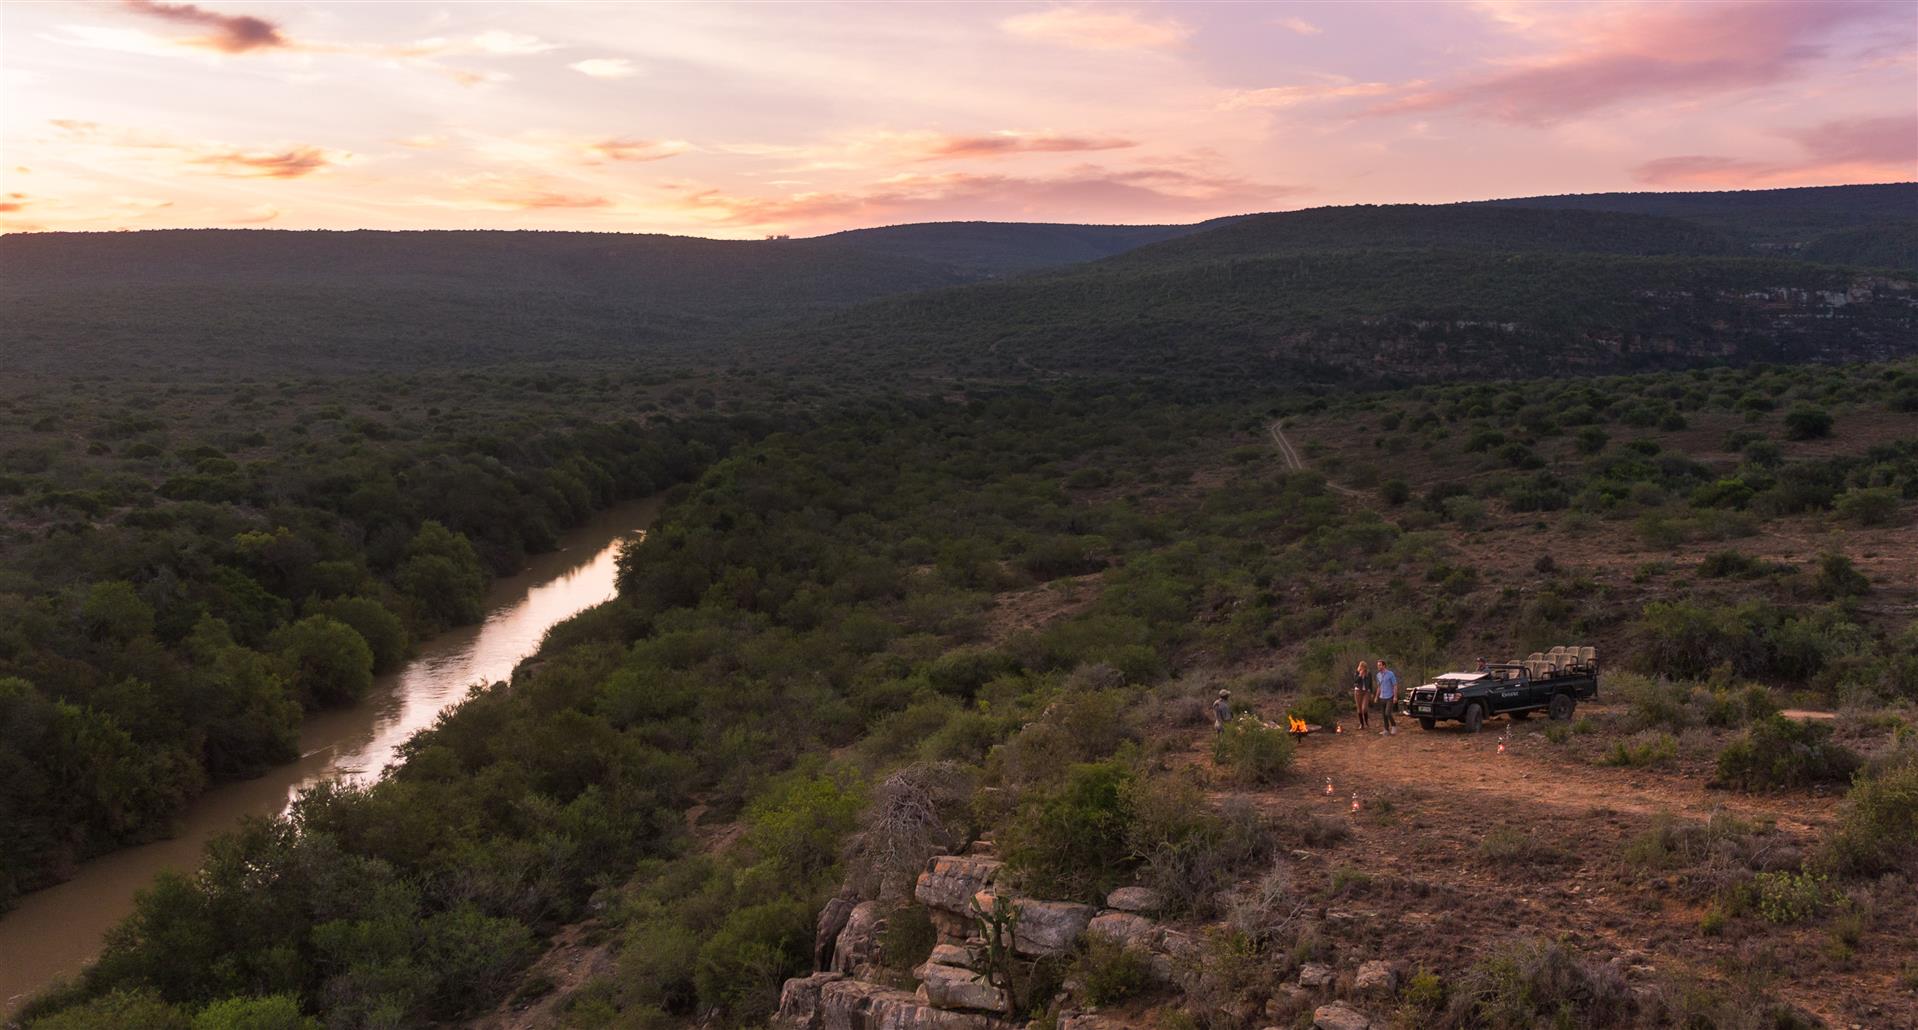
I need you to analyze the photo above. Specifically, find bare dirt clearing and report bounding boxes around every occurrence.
[1168,707,1916,1028]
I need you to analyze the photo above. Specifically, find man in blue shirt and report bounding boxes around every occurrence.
[1374,659,1399,736]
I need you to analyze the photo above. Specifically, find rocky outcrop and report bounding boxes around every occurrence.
[1103,886,1161,914]
[919,962,1006,1012]
[1085,911,1159,950]
[915,856,1003,916]
[816,893,858,970]
[915,856,1002,941]
[776,973,1010,1029]
[831,901,889,977]
[1312,1001,1374,1030]
[1297,962,1335,990]
[1354,960,1398,994]
[970,892,1095,957]
[927,943,975,970]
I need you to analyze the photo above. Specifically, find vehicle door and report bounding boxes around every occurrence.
[1489,670,1527,713]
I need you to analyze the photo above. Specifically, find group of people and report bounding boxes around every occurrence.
[1352,659,1400,735]
[1207,656,1403,737]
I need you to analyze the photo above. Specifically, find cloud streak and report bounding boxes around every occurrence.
[672,164,1302,228]
[120,0,288,53]
[1372,1,1901,125]
[1634,114,1918,186]
[51,119,348,179]
[1000,6,1190,50]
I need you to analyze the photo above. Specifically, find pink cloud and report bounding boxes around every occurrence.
[919,132,1136,159]
[671,165,1303,228]
[120,0,288,53]
[1373,1,1900,125]
[191,146,337,178]
[1633,114,1918,186]
[1000,7,1190,51]
[1220,80,1399,110]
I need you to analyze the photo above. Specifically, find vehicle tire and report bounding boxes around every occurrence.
[1419,717,1436,731]
[1463,703,1485,734]
[1509,708,1531,721]
[1549,694,1575,721]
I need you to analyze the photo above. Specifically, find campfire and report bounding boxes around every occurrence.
[1287,715,1311,735]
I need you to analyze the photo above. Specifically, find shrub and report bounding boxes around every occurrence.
[1073,933,1152,1006]
[1716,716,1861,791]
[1436,937,1632,1030]
[1750,870,1833,924]
[1783,406,1833,440]
[1213,717,1295,785]
[1602,732,1678,768]
[1834,487,1901,527]
[191,995,318,1030]
[1002,760,1137,901]
[1133,785,1274,918]
[1819,751,1918,876]
[1288,692,1342,729]
[1477,827,1570,864]
[1380,479,1411,506]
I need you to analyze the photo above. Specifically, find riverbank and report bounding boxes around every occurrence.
[0,498,660,1018]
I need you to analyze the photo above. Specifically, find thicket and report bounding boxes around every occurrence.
[0,371,741,912]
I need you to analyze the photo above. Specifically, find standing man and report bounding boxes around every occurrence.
[1374,660,1399,736]
[1211,688,1232,735]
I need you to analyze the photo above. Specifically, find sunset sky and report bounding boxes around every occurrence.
[2,0,1914,237]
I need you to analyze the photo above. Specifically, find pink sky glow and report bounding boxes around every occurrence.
[1,0,1913,236]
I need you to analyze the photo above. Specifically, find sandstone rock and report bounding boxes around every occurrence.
[916,856,1004,916]
[1085,912,1159,950]
[921,962,1006,1012]
[928,943,976,970]
[1354,960,1398,994]
[792,977,1009,1030]
[815,893,858,969]
[1104,886,1162,914]
[831,901,889,976]
[1297,962,1335,989]
[970,892,1095,957]
[774,971,845,1029]
[1312,1001,1373,1030]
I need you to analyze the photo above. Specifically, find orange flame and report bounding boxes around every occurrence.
[1288,716,1308,733]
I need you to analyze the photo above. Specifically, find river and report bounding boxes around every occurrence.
[0,497,661,1017]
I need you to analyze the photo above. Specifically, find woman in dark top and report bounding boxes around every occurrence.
[1352,660,1372,730]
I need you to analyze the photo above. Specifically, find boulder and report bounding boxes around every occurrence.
[970,892,1095,957]
[1085,912,1159,950]
[831,901,889,976]
[928,943,976,970]
[815,893,858,970]
[819,978,1009,1030]
[916,856,1004,916]
[920,963,1006,1013]
[1297,963,1335,989]
[1104,886,1162,914]
[1312,1001,1373,1030]
[774,972,845,1029]
[1354,960,1398,994]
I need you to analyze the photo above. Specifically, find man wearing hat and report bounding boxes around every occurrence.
[1211,688,1232,734]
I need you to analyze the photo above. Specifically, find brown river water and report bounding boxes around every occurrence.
[0,498,661,1017]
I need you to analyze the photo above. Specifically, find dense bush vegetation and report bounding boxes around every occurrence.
[0,372,742,911]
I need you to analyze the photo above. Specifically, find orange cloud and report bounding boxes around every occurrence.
[191,146,337,178]
[120,0,288,53]
[50,119,348,180]
[588,137,690,163]
[1373,1,1901,125]
[1633,114,1918,187]
[0,192,28,213]
[1000,6,1190,51]
[919,132,1136,159]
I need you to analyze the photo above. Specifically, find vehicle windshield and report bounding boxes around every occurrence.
[1437,673,1484,683]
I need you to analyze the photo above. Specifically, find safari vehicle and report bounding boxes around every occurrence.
[1401,645,1600,732]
